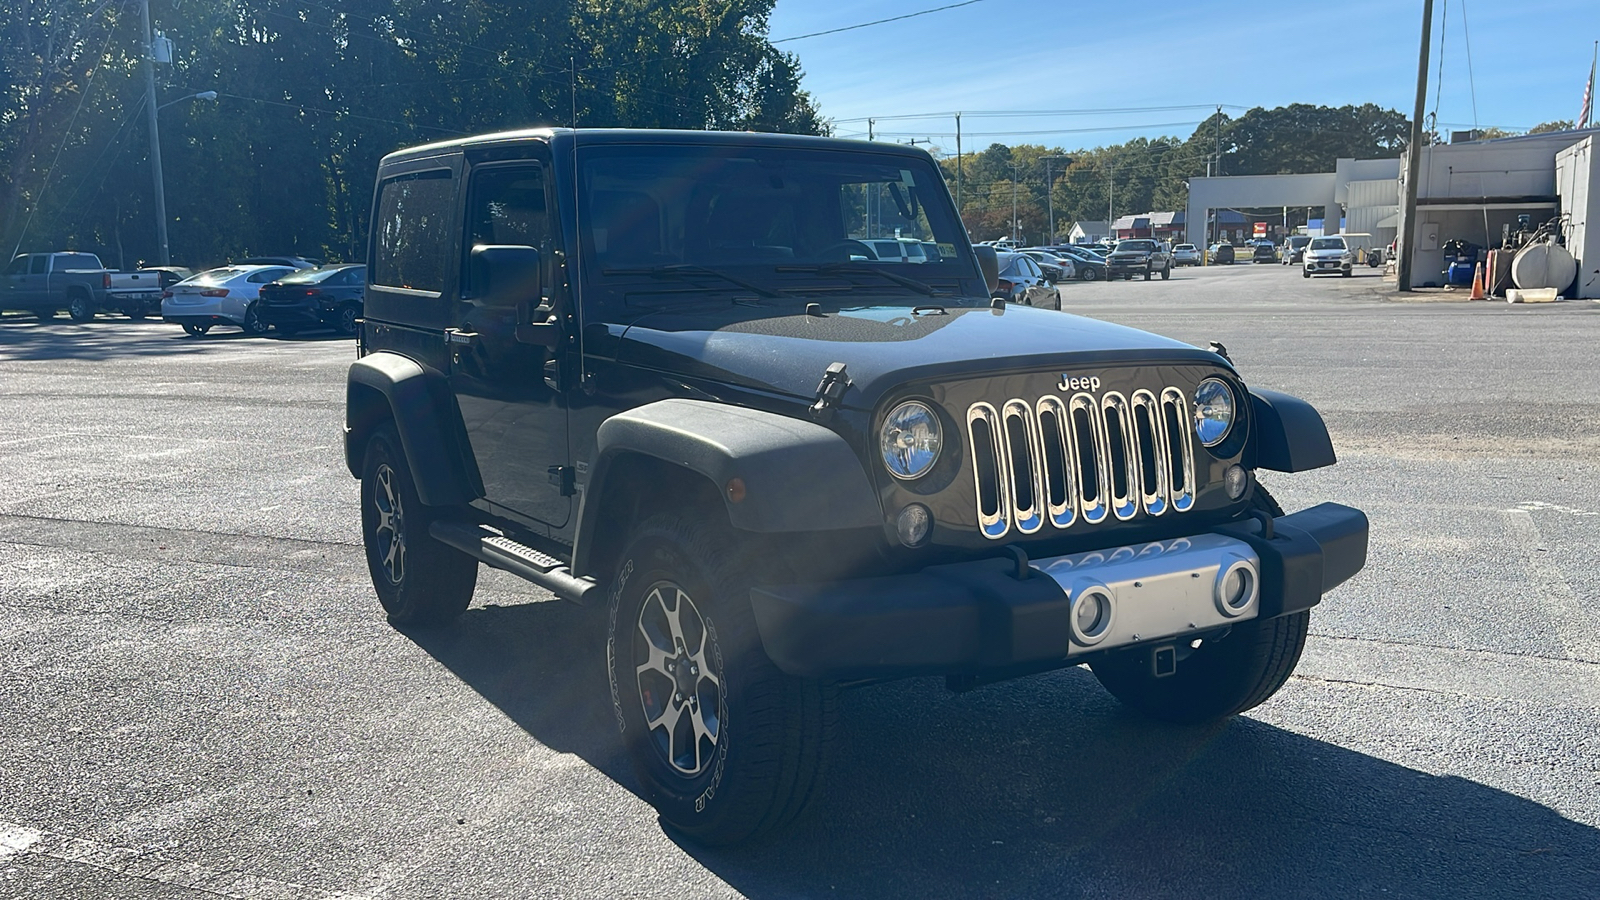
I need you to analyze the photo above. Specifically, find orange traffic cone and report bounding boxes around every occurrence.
[1469,262,1486,300]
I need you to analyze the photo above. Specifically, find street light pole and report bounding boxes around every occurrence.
[139,0,169,265]
[1042,155,1069,244]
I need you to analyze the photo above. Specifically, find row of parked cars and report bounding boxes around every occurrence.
[2,251,366,338]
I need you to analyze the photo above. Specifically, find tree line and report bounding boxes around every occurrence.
[943,104,1576,244]
[2,0,821,268]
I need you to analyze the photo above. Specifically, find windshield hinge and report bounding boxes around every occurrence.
[809,362,851,419]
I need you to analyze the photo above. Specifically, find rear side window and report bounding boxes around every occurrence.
[30,256,48,274]
[373,170,455,293]
[59,253,101,270]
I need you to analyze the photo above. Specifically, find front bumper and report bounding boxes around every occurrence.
[751,503,1368,679]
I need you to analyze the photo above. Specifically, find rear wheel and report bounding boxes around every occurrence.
[607,515,836,846]
[1080,267,1098,282]
[126,307,149,320]
[67,293,94,322]
[337,305,360,336]
[360,423,477,627]
[181,323,211,336]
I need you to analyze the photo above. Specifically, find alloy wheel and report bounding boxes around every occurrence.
[634,581,724,776]
[371,463,405,584]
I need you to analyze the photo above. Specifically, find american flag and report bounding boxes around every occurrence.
[1584,46,1597,129]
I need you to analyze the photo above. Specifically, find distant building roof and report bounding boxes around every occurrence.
[1069,220,1108,235]
[1149,211,1185,227]
[1112,215,1149,230]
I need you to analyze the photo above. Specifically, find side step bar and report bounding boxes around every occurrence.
[429,521,600,605]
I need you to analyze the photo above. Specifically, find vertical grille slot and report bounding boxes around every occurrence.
[1160,387,1196,512]
[1036,397,1076,528]
[1102,392,1138,521]
[1132,390,1168,516]
[1001,400,1044,534]
[967,404,1010,538]
[1068,394,1109,524]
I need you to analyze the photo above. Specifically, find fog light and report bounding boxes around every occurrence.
[896,503,932,547]
[1213,560,1258,617]
[1224,464,1249,500]
[1069,585,1115,645]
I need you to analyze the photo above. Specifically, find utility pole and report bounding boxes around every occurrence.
[1397,0,1434,292]
[1214,105,1222,177]
[1042,155,1069,245]
[1107,162,1114,238]
[955,113,962,220]
[569,57,577,127]
[1009,162,1021,242]
[139,0,169,265]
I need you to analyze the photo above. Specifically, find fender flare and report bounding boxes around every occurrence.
[345,352,481,506]
[1249,388,1336,473]
[572,399,882,575]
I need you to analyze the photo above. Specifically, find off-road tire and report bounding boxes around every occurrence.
[1090,486,1307,725]
[67,293,94,322]
[360,423,477,627]
[607,515,836,846]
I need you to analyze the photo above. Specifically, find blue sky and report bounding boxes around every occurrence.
[767,0,1598,154]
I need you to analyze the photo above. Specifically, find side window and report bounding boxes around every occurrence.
[463,165,546,296]
[30,256,49,275]
[4,257,26,276]
[373,169,455,293]
[247,268,292,284]
[338,268,364,285]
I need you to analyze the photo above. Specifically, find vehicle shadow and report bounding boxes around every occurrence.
[0,316,292,360]
[410,600,1600,899]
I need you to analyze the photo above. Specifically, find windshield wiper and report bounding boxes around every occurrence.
[776,263,949,297]
[603,263,790,299]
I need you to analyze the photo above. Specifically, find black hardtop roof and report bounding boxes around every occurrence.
[379,127,935,168]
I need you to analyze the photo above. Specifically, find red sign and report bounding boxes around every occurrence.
[1252,222,1268,236]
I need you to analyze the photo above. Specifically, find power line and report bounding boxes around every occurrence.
[770,0,993,44]
[832,104,1245,124]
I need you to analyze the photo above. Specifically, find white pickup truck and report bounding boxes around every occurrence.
[2,252,172,321]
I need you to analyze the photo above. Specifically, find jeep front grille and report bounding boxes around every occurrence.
[966,389,1195,539]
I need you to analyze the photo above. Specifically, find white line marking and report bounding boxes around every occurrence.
[1503,508,1600,664]
[1514,500,1597,517]
[0,820,383,899]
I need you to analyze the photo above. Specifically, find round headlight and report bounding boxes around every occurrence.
[880,401,942,480]
[1193,378,1235,447]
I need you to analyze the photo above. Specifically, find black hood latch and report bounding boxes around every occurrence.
[809,362,851,419]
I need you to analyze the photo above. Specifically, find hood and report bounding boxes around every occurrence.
[597,299,1225,407]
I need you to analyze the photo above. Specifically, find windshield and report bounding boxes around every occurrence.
[1118,240,1155,252]
[1289,236,1310,248]
[1310,238,1345,251]
[578,144,972,315]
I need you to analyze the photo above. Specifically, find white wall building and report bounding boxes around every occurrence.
[1184,157,1400,250]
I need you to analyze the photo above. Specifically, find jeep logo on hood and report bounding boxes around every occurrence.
[1058,375,1102,392]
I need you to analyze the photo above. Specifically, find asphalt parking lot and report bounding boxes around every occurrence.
[2,264,1598,899]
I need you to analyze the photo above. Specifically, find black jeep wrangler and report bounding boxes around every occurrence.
[345,129,1368,846]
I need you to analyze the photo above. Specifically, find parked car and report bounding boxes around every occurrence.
[236,256,320,269]
[1019,249,1075,282]
[1281,235,1311,265]
[161,264,297,335]
[1107,239,1172,281]
[1171,244,1201,266]
[257,264,367,336]
[346,126,1369,847]
[1251,242,1278,264]
[1208,242,1235,265]
[994,251,1058,308]
[2,251,164,321]
[1046,245,1109,281]
[1301,235,1353,278]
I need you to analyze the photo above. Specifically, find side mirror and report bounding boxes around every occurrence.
[468,244,541,309]
[973,244,1000,294]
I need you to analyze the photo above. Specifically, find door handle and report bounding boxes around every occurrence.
[445,329,477,346]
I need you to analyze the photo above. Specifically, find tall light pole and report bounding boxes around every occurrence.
[138,0,172,265]
[1008,162,1021,242]
[1042,155,1070,244]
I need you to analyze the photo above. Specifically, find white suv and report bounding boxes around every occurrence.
[1302,236,1352,278]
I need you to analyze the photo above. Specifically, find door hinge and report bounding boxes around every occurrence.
[809,361,851,419]
[547,465,576,496]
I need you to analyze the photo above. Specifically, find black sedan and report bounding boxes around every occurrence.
[994,252,1059,309]
[256,264,366,336]
[1043,245,1109,281]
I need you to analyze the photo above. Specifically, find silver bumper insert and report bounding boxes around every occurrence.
[1031,533,1261,655]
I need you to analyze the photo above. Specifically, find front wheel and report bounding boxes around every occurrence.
[360,424,477,627]
[242,303,269,336]
[1080,267,1099,282]
[1160,265,1170,280]
[68,294,94,322]
[337,305,360,336]
[607,516,835,846]
[1301,268,1310,279]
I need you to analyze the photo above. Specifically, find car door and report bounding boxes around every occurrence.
[2,255,35,309]
[448,159,572,530]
